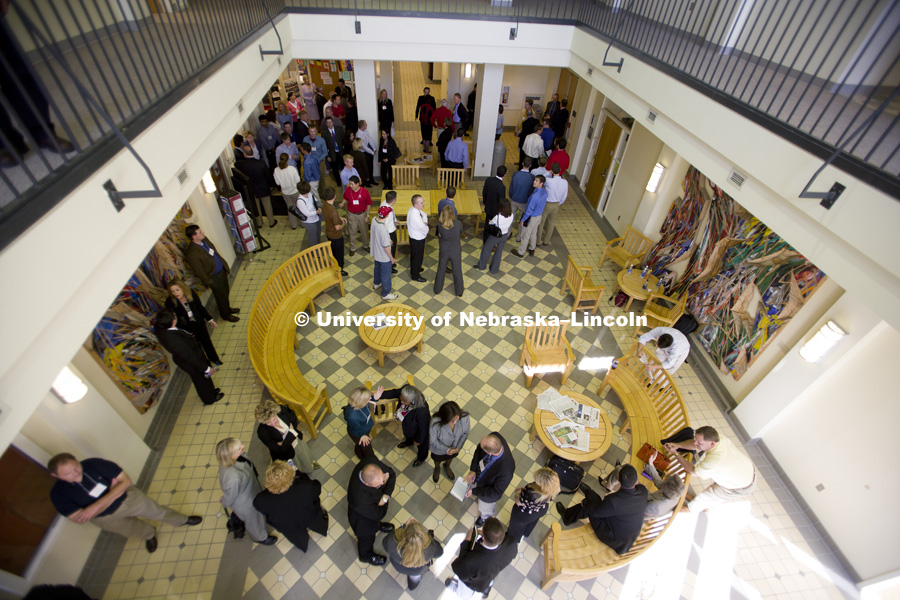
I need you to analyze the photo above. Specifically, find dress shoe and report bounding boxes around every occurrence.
[255,535,277,545]
[36,134,75,153]
[539,242,549,246]
[364,554,387,566]
[433,465,441,484]
[528,249,535,256]
[413,277,427,283]
[397,440,413,448]
[579,482,593,495]
[269,220,279,228]
[185,515,203,526]
[412,460,424,467]
[341,270,348,276]
[222,315,239,322]
[145,535,158,553]
[443,463,455,480]
[379,522,395,533]
[231,308,241,314]
[511,250,525,258]
[408,576,420,590]
[213,392,225,403]
[555,502,567,518]
[474,516,484,528]
[214,360,223,366]
[445,578,454,588]
[350,250,356,256]
[391,267,398,274]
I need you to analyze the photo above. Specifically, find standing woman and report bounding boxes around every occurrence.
[386,384,430,467]
[295,181,322,248]
[496,104,505,141]
[377,88,394,135]
[433,205,464,297]
[273,152,302,230]
[165,279,221,365]
[216,438,277,545]
[287,91,303,124]
[300,77,318,124]
[476,198,514,274]
[428,401,470,484]
[343,385,382,460]
[378,129,400,191]
[254,399,318,474]
[507,467,560,543]
[276,102,293,132]
[349,133,373,187]
[382,518,444,590]
[253,460,328,553]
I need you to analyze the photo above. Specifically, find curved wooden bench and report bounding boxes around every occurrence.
[248,243,345,439]
[540,342,691,588]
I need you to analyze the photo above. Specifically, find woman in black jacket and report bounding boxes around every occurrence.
[383,383,430,467]
[253,460,328,552]
[377,88,394,134]
[507,467,560,542]
[165,279,221,365]
[378,129,400,191]
[254,399,319,474]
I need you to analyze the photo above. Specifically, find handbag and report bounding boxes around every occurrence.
[637,442,672,472]
[486,216,503,238]
[224,507,246,539]
[547,455,585,495]
[288,203,308,222]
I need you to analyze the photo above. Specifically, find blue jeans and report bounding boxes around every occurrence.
[374,260,392,297]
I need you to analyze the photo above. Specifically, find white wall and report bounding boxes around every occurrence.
[603,122,664,232]
[500,65,553,115]
[631,146,689,239]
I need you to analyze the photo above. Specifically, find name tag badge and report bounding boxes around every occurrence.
[208,248,215,256]
[88,483,108,498]
[291,437,299,449]
[382,105,386,110]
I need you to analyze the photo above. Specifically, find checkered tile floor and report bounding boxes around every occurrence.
[90,62,857,600]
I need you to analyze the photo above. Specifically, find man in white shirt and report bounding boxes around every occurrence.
[380,191,400,274]
[523,123,545,164]
[406,194,429,283]
[537,163,568,246]
[357,120,377,184]
[664,426,756,513]
[638,326,690,377]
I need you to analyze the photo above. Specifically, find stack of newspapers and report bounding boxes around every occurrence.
[538,389,598,452]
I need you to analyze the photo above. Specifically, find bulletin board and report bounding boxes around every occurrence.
[298,59,355,96]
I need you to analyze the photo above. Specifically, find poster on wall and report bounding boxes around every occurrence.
[501,86,510,104]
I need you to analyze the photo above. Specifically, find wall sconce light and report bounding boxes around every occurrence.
[202,171,216,194]
[646,162,666,193]
[464,63,473,79]
[799,320,846,363]
[52,366,88,404]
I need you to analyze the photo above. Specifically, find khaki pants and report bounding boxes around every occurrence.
[254,195,276,227]
[517,215,542,253]
[689,472,757,512]
[537,202,560,245]
[92,487,187,540]
[346,211,369,251]
[308,180,320,203]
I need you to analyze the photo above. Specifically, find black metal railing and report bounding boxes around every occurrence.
[2,0,898,250]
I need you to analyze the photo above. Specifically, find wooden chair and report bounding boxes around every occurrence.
[392,165,420,190]
[367,375,415,437]
[519,321,575,388]
[633,293,687,336]
[437,167,466,190]
[561,255,605,314]
[598,225,653,270]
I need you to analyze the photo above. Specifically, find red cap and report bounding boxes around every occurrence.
[377,205,393,218]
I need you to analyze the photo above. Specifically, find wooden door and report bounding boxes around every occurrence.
[555,69,580,104]
[585,117,622,210]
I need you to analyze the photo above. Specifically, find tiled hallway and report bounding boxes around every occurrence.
[81,62,858,600]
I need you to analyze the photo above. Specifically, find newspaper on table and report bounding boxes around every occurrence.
[545,421,590,451]
[545,391,603,430]
[371,312,389,330]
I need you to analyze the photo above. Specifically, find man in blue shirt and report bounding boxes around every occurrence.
[540,118,555,154]
[302,125,328,176]
[437,186,458,218]
[301,142,321,201]
[513,175,547,257]
[275,132,300,168]
[339,154,361,191]
[256,114,281,171]
[444,128,469,169]
[508,163,534,242]
[48,453,202,553]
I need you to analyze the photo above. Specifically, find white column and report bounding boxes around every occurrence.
[570,86,599,180]
[355,60,379,177]
[473,64,504,178]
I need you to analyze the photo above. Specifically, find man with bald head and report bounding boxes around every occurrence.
[465,432,516,527]
[348,456,397,565]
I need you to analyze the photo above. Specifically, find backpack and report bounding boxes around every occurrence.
[613,291,628,307]
[547,456,585,495]
[419,102,434,124]
[674,313,699,335]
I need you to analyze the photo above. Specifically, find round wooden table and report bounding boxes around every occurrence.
[531,391,612,463]
[358,303,425,367]
[405,151,436,174]
[616,269,661,311]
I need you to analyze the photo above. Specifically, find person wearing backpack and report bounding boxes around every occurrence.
[415,87,436,152]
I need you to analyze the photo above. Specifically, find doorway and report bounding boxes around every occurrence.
[585,116,623,210]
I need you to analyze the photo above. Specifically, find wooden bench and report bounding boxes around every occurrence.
[540,342,691,588]
[248,243,345,439]
[561,255,605,314]
[598,225,654,270]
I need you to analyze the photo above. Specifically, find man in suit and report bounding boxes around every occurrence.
[321,116,345,179]
[153,309,224,405]
[466,83,477,134]
[482,165,507,242]
[295,110,311,145]
[556,464,648,554]
[314,86,327,126]
[184,225,239,322]
[552,98,569,140]
[465,433,516,527]
[348,457,397,565]
[234,146,277,228]
[518,115,539,165]
[545,93,561,122]
[446,517,516,598]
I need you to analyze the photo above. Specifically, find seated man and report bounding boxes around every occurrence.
[555,464,648,555]
[665,425,756,513]
[638,326,690,378]
[446,517,517,599]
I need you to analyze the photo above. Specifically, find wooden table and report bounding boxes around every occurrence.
[405,151,436,175]
[616,269,661,311]
[530,391,612,463]
[431,189,483,233]
[358,303,425,367]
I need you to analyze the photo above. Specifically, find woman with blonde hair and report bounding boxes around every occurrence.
[275,102,293,132]
[507,467,560,542]
[253,460,328,552]
[255,399,318,473]
[216,438,276,545]
[165,278,220,365]
[382,518,444,590]
[433,204,464,296]
[343,385,381,459]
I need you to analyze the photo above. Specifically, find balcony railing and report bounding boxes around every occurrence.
[2,0,898,251]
